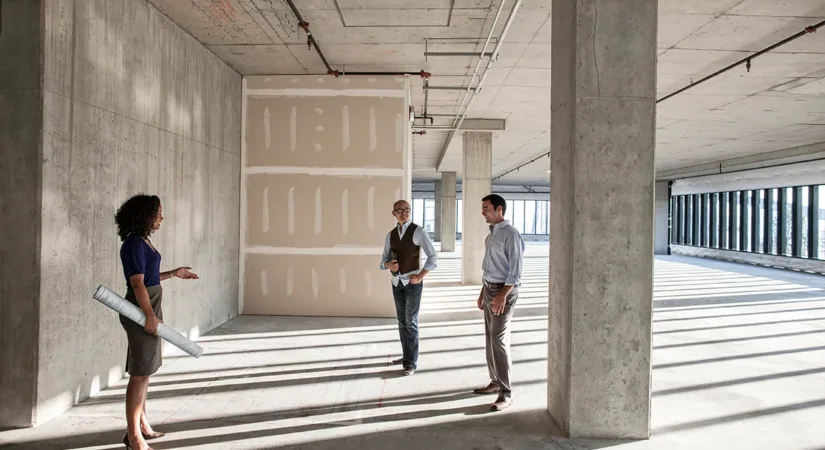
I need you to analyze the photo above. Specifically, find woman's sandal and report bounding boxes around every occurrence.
[123,434,157,450]
[142,431,166,440]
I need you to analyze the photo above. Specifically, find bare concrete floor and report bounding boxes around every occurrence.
[2,243,825,449]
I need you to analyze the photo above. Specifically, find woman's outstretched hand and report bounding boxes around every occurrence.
[174,267,199,280]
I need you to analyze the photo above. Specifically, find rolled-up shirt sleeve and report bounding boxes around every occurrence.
[504,231,523,286]
[380,231,391,270]
[415,227,438,271]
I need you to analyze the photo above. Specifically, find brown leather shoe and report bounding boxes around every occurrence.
[473,381,500,395]
[491,396,512,411]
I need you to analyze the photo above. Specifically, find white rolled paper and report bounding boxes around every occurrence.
[93,285,203,358]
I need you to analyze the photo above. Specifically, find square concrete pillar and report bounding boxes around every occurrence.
[461,133,492,284]
[440,172,457,252]
[549,0,657,439]
[434,180,442,241]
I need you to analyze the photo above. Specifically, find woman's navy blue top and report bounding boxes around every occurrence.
[120,234,162,290]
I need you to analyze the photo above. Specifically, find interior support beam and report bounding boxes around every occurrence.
[548,0,656,439]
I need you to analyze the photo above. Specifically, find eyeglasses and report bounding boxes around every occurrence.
[394,208,411,214]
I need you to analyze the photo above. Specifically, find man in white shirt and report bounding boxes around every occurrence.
[380,200,438,376]
[472,194,524,411]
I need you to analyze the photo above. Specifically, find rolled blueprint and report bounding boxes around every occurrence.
[93,285,203,358]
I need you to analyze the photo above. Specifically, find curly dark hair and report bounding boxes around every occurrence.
[115,194,161,241]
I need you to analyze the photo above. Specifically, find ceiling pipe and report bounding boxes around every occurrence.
[658,19,824,103]
[329,70,432,77]
[424,85,478,91]
[493,151,549,181]
[435,0,522,171]
[425,52,494,57]
[283,0,332,73]
[284,0,432,79]
[493,18,825,181]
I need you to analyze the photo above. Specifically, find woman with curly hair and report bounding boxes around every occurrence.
[114,194,198,450]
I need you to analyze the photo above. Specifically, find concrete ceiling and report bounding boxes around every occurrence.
[147,0,825,186]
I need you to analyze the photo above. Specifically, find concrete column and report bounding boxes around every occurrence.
[434,180,442,241]
[440,172,457,252]
[0,0,43,429]
[654,181,670,255]
[461,132,492,284]
[549,0,656,440]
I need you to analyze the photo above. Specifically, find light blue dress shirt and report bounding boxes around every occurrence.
[380,220,438,286]
[482,220,525,286]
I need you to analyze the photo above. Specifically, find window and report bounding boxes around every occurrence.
[686,195,694,245]
[457,199,463,235]
[742,191,751,252]
[424,199,435,233]
[799,187,809,258]
[712,193,720,248]
[669,184,824,262]
[417,195,550,237]
[524,201,537,234]
[536,201,549,235]
[512,201,525,233]
[820,189,825,259]
[721,193,730,249]
[731,192,740,251]
[783,188,794,256]
[756,190,765,253]
[412,199,425,228]
[704,194,711,247]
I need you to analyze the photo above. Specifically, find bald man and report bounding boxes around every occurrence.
[380,200,438,376]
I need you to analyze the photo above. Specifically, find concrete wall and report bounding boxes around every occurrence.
[3,0,242,427]
[0,0,44,429]
[240,75,410,318]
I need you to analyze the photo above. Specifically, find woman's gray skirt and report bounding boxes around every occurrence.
[120,285,163,376]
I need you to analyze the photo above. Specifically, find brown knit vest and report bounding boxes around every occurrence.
[389,223,421,275]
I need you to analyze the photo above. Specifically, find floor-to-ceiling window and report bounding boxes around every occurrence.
[411,197,551,236]
[505,200,550,235]
[411,198,436,233]
[670,185,824,260]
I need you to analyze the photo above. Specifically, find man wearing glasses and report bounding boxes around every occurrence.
[380,199,438,376]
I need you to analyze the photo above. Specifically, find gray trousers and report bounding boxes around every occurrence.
[483,283,518,398]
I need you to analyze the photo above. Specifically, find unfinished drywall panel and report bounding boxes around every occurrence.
[245,96,406,169]
[244,254,390,317]
[241,75,411,318]
[246,174,403,248]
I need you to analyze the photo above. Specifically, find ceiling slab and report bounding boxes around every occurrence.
[147,0,825,186]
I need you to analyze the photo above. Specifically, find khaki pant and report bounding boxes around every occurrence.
[483,282,518,398]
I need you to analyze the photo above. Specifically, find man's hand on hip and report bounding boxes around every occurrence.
[409,274,423,284]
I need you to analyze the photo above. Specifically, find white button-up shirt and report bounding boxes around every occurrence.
[482,220,525,286]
